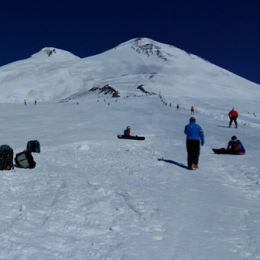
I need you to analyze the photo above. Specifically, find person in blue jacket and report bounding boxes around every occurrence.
[227,136,246,154]
[184,117,205,169]
[124,126,131,136]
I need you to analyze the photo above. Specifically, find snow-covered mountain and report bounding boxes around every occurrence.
[0,38,258,103]
[0,38,259,259]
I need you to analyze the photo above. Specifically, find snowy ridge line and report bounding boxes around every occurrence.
[0,37,259,103]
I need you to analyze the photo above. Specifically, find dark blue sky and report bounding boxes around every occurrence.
[1,0,259,84]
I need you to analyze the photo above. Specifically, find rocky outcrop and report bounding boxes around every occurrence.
[89,85,120,98]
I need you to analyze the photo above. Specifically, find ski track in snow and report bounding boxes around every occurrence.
[0,94,259,260]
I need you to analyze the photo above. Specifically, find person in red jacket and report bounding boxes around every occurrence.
[228,108,239,128]
[191,106,194,115]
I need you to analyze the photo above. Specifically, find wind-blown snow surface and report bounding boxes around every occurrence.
[0,38,259,259]
[0,94,259,260]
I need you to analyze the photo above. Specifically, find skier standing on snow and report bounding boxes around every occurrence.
[227,136,245,154]
[191,106,194,115]
[184,117,205,170]
[35,100,37,105]
[124,126,131,136]
[24,99,26,105]
[228,108,239,128]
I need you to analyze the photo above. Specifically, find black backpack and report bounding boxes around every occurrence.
[26,140,41,153]
[15,150,36,169]
[0,145,14,170]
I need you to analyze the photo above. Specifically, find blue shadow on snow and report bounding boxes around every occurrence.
[157,158,189,170]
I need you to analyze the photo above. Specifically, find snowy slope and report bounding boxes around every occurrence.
[0,95,259,260]
[0,38,259,260]
[0,47,81,103]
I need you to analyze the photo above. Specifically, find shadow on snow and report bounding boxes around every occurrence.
[217,125,229,128]
[157,158,189,170]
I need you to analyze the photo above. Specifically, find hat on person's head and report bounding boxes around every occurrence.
[190,117,196,122]
[231,135,237,141]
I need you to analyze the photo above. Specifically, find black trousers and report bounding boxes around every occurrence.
[229,116,238,127]
[186,140,200,167]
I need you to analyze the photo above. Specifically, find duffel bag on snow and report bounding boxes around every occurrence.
[15,150,36,169]
[0,144,14,170]
[26,140,41,153]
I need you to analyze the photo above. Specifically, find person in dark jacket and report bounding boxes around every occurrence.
[124,126,131,136]
[227,136,246,154]
[184,117,205,169]
[228,108,239,128]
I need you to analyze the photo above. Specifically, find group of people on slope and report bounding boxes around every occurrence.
[190,107,238,127]
[24,100,37,105]
[123,107,244,170]
[184,113,245,170]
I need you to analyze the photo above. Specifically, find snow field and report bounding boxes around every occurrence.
[0,94,259,260]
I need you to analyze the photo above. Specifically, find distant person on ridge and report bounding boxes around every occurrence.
[228,108,239,128]
[184,117,205,170]
[35,100,37,105]
[124,126,131,136]
[227,136,245,154]
[177,104,179,109]
[24,99,26,105]
[191,106,194,115]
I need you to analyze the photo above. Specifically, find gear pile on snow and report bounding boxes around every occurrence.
[0,140,41,170]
